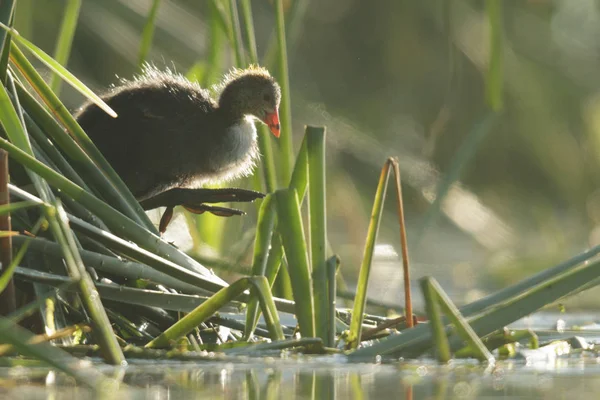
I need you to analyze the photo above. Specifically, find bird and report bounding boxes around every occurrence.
[75,65,281,233]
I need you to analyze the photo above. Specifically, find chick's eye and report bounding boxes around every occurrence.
[263,93,271,102]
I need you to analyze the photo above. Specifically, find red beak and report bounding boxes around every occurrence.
[263,110,280,138]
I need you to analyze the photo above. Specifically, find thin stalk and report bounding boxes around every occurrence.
[0,149,16,315]
[274,0,294,183]
[49,0,81,95]
[137,0,161,69]
[307,126,328,342]
[347,160,391,349]
[326,255,339,348]
[390,158,413,327]
[239,0,277,191]
[0,0,15,84]
[227,0,245,67]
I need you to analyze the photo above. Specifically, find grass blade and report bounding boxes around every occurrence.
[307,126,328,342]
[274,188,315,338]
[49,0,81,95]
[274,0,293,183]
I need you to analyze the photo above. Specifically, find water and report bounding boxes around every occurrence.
[2,357,600,399]
[2,312,600,399]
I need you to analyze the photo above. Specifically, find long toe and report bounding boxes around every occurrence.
[183,203,245,217]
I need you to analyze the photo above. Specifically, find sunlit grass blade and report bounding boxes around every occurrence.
[347,159,392,349]
[0,317,116,389]
[485,0,503,112]
[0,0,15,83]
[274,0,293,183]
[244,195,276,339]
[306,126,328,342]
[137,0,161,69]
[274,188,315,338]
[146,276,284,348]
[0,26,117,118]
[10,47,155,232]
[49,0,81,95]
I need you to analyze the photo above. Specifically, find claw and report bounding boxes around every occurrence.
[158,206,174,235]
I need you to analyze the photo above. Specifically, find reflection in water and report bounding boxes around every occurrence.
[2,358,600,399]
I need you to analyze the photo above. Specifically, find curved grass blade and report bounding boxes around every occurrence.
[49,0,82,95]
[0,24,116,117]
[307,126,328,342]
[275,188,315,338]
[137,0,161,69]
[146,276,284,348]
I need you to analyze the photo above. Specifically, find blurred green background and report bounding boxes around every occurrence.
[19,0,600,307]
